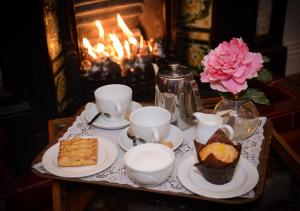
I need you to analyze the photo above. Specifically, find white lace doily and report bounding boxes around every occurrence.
[33,103,267,198]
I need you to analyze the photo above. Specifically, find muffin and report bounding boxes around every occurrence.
[194,129,241,185]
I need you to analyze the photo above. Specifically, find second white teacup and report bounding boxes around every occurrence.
[193,112,234,144]
[129,106,171,143]
[94,84,132,122]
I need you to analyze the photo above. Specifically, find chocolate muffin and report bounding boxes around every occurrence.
[194,129,241,185]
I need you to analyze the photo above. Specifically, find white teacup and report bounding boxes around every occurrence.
[129,106,171,143]
[193,112,234,144]
[94,84,132,122]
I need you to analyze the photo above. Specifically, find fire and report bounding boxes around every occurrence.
[147,42,153,52]
[139,35,144,49]
[124,40,131,58]
[117,14,133,37]
[82,38,97,59]
[95,20,104,40]
[109,33,124,59]
[82,14,153,64]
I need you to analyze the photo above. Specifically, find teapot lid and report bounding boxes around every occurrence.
[158,62,192,79]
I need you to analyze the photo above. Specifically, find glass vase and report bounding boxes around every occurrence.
[214,97,259,140]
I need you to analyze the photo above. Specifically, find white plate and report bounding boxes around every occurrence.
[178,155,259,199]
[42,137,118,178]
[85,101,142,129]
[118,124,183,151]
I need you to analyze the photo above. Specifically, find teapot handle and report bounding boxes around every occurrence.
[190,80,203,112]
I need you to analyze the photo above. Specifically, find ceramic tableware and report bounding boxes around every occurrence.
[94,84,132,122]
[118,125,183,151]
[124,143,175,186]
[178,154,259,199]
[129,106,171,143]
[84,102,142,129]
[42,136,118,178]
[193,112,234,144]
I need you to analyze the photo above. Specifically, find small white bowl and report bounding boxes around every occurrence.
[124,143,175,186]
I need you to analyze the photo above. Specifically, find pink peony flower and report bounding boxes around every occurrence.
[200,38,263,94]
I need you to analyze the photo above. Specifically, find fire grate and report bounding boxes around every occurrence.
[80,56,163,102]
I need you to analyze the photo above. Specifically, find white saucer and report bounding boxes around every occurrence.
[178,155,259,199]
[84,101,142,130]
[118,124,183,151]
[42,136,118,178]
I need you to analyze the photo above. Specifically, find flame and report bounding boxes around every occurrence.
[117,14,133,37]
[117,13,138,46]
[82,38,97,59]
[147,41,153,52]
[82,37,93,49]
[95,43,105,53]
[124,40,131,58]
[139,35,144,49]
[88,49,97,59]
[81,14,154,65]
[109,33,124,59]
[128,37,138,46]
[95,20,105,40]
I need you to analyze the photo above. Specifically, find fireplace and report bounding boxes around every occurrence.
[76,1,169,100]
[40,0,174,114]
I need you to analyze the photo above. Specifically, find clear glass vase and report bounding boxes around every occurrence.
[214,97,259,140]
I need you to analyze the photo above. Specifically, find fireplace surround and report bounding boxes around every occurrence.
[40,0,175,116]
[0,0,177,175]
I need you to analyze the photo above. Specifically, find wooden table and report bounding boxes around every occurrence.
[31,107,284,211]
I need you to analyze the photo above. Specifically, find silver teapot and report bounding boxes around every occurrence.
[153,63,202,130]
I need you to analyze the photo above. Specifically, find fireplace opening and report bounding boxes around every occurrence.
[72,0,168,102]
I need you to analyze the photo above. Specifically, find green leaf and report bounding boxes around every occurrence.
[191,67,200,75]
[257,68,272,82]
[197,63,205,72]
[240,89,270,105]
[219,92,235,100]
[263,56,270,63]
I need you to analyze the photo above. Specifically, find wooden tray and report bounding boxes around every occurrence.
[32,116,273,205]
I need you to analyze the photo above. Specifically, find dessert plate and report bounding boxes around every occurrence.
[178,154,259,199]
[42,136,118,178]
[84,101,142,129]
[118,124,183,151]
